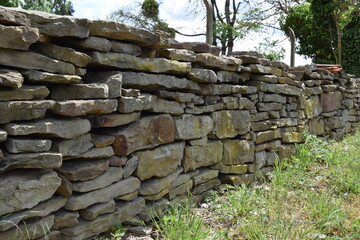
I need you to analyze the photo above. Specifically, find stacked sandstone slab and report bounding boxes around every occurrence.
[0,6,359,240]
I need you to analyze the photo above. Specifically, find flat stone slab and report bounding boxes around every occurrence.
[72,167,123,193]
[0,24,39,50]
[34,42,92,67]
[51,83,109,100]
[83,71,122,98]
[53,210,79,229]
[0,100,55,124]
[57,36,112,52]
[0,48,75,75]
[0,6,30,26]
[111,41,141,56]
[79,200,116,221]
[211,110,251,139]
[0,68,24,88]
[111,114,175,156]
[88,112,140,128]
[223,139,255,164]
[174,114,213,140]
[0,152,62,172]
[0,128,7,142]
[0,169,61,216]
[0,85,49,101]
[22,69,82,84]
[3,118,91,139]
[53,99,117,117]
[4,138,52,153]
[187,68,217,83]
[65,177,141,210]
[90,52,191,74]
[51,133,93,158]
[58,158,109,182]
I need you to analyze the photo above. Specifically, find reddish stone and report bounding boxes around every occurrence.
[321,91,341,112]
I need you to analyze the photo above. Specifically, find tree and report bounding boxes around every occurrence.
[109,0,175,38]
[0,0,74,15]
[254,38,285,61]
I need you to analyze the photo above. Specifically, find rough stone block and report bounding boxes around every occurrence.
[83,71,122,98]
[0,24,39,50]
[88,112,140,128]
[0,68,24,88]
[111,41,142,56]
[53,99,117,117]
[51,83,109,100]
[174,114,213,140]
[4,138,51,153]
[0,85,49,101]
[222,139,255,164]
[53,210,79,230]
[212,110,251,139]
[79,200,116,221]
[21,69,82,84]
[58,159,109,182]
[321,91,341,113]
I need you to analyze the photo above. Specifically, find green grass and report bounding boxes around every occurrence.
[150,129,360,240]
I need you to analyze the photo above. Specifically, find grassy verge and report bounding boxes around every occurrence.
[152,129,360,240]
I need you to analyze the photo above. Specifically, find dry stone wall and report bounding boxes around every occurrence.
[0,6,359,240]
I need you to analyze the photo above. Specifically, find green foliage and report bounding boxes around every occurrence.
[342,13,360,76]
[109,0,175,38]
[0,0,20,7]
[21,0,74,15]
[110,223,127,238]
[254,38,285,61]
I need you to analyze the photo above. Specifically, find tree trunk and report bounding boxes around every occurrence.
[203,0,213,45]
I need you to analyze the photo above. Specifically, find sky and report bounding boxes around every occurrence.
[71,0,312,66]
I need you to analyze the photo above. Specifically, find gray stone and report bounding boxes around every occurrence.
[251,120,272,132]
[72,146,114,160]
[249,82,301,96]
[211,110,251,139]
[127,226,153,236]
[217,71,245,83]
[0,215,54,240]
[90,52,191,74]
[255,150,266,169]
[0,152,62,172]
[193,168,219,185]
[111,114,175,156]
[223,139,255,164]
[257,102,284,112]
[34,42,92,67]
[304,95,322,118]
[255,140,281,152]
[263,94,286,103]
[58,159,109,182]
[115,191,138,201]
[234,55,261,64]
[255,129,282,144]
[174,114,213,140]
[53,99,117,117]
[158,90,199,103]
[22,70,82,84]
[138,167,182,196]
[5,138,52,153]
[189,137,208,146]
[51,83,109,100]
[79,200,116,221]
[192,178,220,195]
[0,100,55,124]
[0,68,24,88]
[0,24,39,50]
[0,48,75,75]
[121,71,200,91]
[134,142,185,180]
[183,141,223,172]
[114,197,145,223]
[149,97,185,115]
[222,96,239,109]
[0,169,61,216]
[89,20,162,47]
[168,180,193,200]
[117,94,155,113]
[61,213,114,240]
[88,112,140,128]
[123,155,140,178]
[219,174,256,185]
[56,173,73,197]
[158,48,196,62]
[232,85,257,94]
[65,177,140,210]
[4,118,91,139]
[111,41,142,56]
[72,167,123,193]
[0,129,7,142]
[91,134,115,148]
[138,198,169,222]
[188,68,217,83]
[195,53,241,71]
[109,156,127,167]
[83,71,122,98]
[0,6,30,26]
[0,85,49,101]
[251,74,278,83]
[58,36,112,52]
[239,97,255,110]
[211,162,248,174]
[51,134,93,158]
[0,196,66,231]
[53,210,79,229]
[171,41,221,55]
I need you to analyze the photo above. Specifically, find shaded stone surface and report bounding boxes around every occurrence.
[51,134,93,158]
[58,159,109,182]
[83,71,122,98]
[192,178,220,195]
[0,152,61,172]
[193,168,219,185]
[223,139,255,164]
[4,137,51,153]
[0,68,24,88]
[304,95,322,118]
[22,69,82,84]
[0,24,39,50]
[72,167,123,193]
[321,91,341,113]
[65,177,140,210]
[0,48,75,75]
[255,129,282,144]
[34,42,92,67]
[123,155,140,178]
[114,197,145,223]
[0,100,55,124]
[0,169,60,216]
[212,110,251,138]
[0,129,6,142]
[158,48,196,62]
[111,114,175,156]
[53,210,79,230]
[73,146,114,160]
[174,114,213,140]
[4,118,91,139]
[183,141,223,172]
[0,196,66,231]
[171,41,221,55]
[0,85,49,101]
[91,134,115,148]
[88,112,140,128]
[0,6,30,26]
[58,36,112,52]
[51,83,109,100]
[111,41,141,56]
[79,200,116,221]
[53,99,117,117]
[56,173,73,197]
[188,68,217,83]
[90,52,191,74]
[134,142,185,180]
